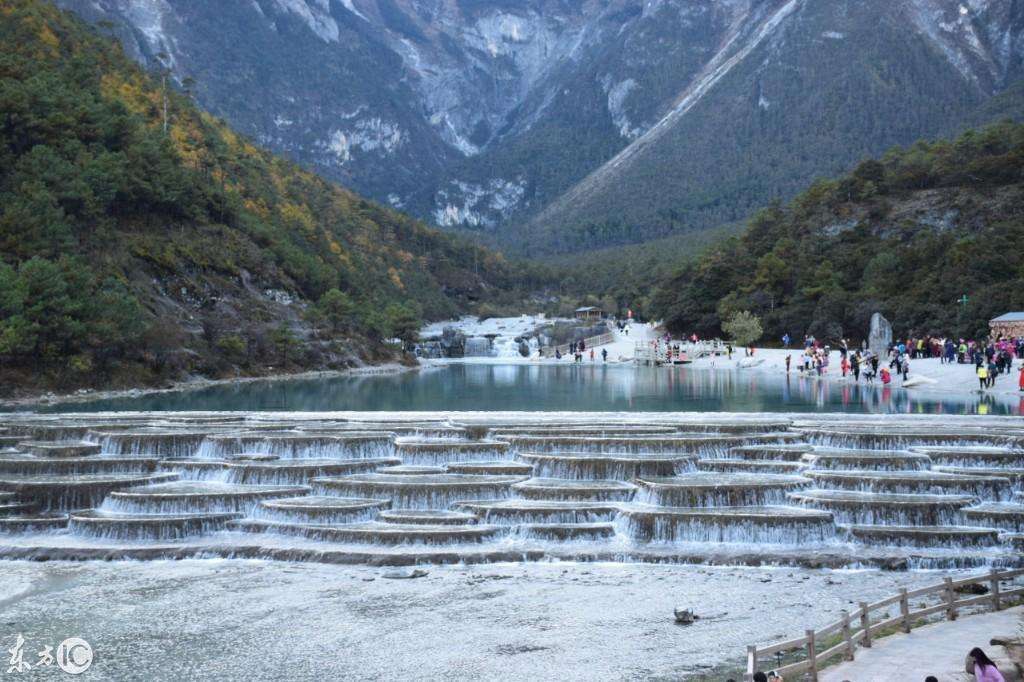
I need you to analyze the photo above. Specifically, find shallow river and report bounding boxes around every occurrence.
[39,363,1023,414]
[0,560,951,680]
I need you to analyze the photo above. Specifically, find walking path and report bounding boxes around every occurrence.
[820,606,1024,681]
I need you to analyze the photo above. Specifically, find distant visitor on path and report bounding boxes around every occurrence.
[966,647,1005,682]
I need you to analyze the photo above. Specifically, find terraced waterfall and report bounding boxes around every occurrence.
[1,413,1023,569]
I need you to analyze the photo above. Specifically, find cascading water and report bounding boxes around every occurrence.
[463,337,492,357]
[0,413,1022,568]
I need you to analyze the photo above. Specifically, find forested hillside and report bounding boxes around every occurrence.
[0,0,528,393]
[651,122,1024,343]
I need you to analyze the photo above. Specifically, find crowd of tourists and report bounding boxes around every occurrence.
[785,333,1024,392]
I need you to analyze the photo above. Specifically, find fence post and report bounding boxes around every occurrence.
[990,569,1002,611]
[899,588,911,633]
[806,629,818,682]
[859,601,872,648]
[944,577,958,621]
[840,610,854,661]
[744,645,756,682]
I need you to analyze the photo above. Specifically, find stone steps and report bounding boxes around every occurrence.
[229,519,505,545]
[253,496,389,524]
[804,470,1012,500]
[0,455,159,476]
[511,478,637,502]
[801,448,932,471]
[225,458,401,485]
[194,432,396,459]
[727,444,814,461]
[377,510,477,525]
[697,459,805,474]
[0,472,180,510]
[514,523,616,541]
[501,434,799,455]
[156,459,231,480]
[103,481,309,514]
[311,473,526,509]
[618,506,835,544]
[69,509,242,540]
[89,430,221,457]
[0,512,69,533]
[635,473,810,507]
[0,501,38,516]
[445,461,535,476]
[844,524,1001,548]
[377,465,446,475]
[909,446,1024,467]
[16,441,102,458]
[962,503,1024,531]
[933,466,1024,486]
[799,426,1021,449]
[454,499,621,524]
[489,426,679,438]
[516,450,694,479]
[393,439,511,464]
[789,489,977,525]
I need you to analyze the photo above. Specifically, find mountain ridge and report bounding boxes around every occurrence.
[54,0,1024,257]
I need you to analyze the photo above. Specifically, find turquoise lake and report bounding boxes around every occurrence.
[30,364,1023,415]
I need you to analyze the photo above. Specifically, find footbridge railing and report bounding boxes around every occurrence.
[744,568,1024,681]
[541,329,616,358]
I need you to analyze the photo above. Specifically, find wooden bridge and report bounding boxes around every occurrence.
[540,327,616,359]
[634,339,727,365]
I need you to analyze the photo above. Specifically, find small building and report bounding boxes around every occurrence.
[990,312,1024,338]
[574,306,603,321]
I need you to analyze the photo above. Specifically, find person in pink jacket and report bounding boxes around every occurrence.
[966,647,1006,682]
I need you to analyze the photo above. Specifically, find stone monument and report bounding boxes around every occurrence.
[868,312,892,357]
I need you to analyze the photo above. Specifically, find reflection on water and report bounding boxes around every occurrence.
[33,364,1022,414]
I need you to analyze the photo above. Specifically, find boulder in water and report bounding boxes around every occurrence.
[383,569,429,580]
[868,312,892,357]
[674,608,698,625]
[441,327,467,358]
[518,340,531,357]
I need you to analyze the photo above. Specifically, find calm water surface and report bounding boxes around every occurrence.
[33,364,1023,414]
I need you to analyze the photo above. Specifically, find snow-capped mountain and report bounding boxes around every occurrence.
[58,0,1024,252]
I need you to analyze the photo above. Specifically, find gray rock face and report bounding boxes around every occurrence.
[868,313,893,358]
[441,327,467,358]
[57,0,1024,253]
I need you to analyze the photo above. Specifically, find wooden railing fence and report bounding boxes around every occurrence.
[744,568,1024,681]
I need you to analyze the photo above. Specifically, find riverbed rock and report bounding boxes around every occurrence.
[383,569,429,580]
[674,608,698,625]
